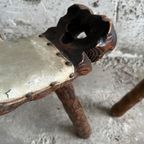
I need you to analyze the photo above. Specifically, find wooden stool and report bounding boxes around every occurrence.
[0,4,117,138]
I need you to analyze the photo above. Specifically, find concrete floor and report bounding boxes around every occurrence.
[0,0,144,144]
[0,52,144,144]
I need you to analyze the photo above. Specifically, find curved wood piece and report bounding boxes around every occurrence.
[41,4,117,75]
[110,79,144,117]
[55,82,91,138]
[76,53,92,76]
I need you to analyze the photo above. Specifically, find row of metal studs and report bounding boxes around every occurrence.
[40,36,75,88]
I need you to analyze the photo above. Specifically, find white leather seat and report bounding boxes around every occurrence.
[0,37,74,103]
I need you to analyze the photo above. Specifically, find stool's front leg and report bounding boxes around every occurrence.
[111,79,144,117]
[55,82,91,138]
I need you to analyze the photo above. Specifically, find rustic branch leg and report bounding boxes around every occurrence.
[55,82,91,138]
[110,79,144,117]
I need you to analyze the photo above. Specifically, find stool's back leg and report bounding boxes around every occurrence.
[55,82,91,138]
[110,79,144,117]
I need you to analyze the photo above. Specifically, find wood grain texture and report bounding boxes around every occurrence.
[111,79,144,117]
[55,82,91,138]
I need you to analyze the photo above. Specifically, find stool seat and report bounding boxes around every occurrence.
[0,37,74,103]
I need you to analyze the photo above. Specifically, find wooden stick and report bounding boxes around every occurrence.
[55,82,91,138]
[111,79,144,117]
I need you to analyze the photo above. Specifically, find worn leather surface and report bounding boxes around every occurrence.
[0,36,74,103]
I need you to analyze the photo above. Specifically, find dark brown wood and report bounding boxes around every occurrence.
[41,4,117,66]
[55,82,91,138]
[110,79,144,117]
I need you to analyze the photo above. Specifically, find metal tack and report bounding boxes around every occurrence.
[56,52,63,57]
[50,82,58,87]
[47,42,52,46]
[69,73,75,78]
[65,61,72,66]
[25,92,33,101]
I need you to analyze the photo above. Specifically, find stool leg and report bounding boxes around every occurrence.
[55,82,91,138]
[110,79,144,117]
